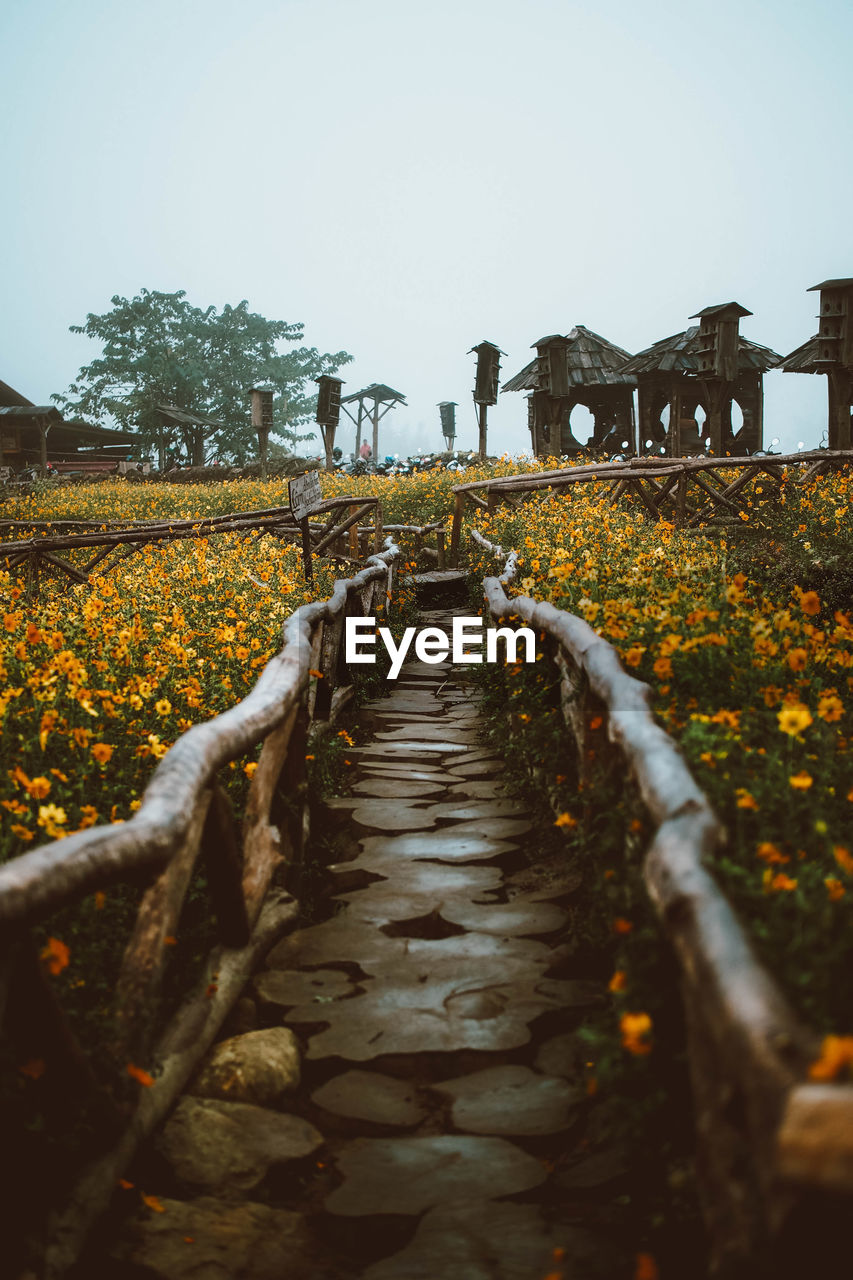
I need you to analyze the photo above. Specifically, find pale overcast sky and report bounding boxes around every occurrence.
[2,0,851,457]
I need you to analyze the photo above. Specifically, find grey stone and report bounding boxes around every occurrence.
[155,1097,323,1191]
[432,1065,582,1136]
[110,1195,315,1279]
[311,1070,427,1127]
[326,1136,546,1216]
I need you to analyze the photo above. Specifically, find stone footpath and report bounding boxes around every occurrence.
[107,606,628,1280]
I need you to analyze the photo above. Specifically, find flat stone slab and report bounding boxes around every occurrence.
[155,1097,323,1191]
[356,832,515,866]
[254,968,358,1011]
[110,1196,315,1280]
[351,777,448,798]
[352,741,469,756]
[424,817,532,842]
[325,1136,546,1216]
[446,780,511,799]
[440,899,567,937]
[374,725,473,743]
[446,759,505,778]
[426,799,528,821]
[363,1199,563,1280]
[311,1070,427,1128]
[432,1065,582,1136]
[351,802,438,832]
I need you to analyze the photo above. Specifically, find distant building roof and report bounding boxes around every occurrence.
[0,379,35,409]
[155,403,223,428]
[502,325,635,392]
[620,326,780,376]
[340,383,406,405]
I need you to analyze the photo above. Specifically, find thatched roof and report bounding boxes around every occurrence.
[502,326,635,393]
[621,326,780,376]
[776,335,821,374]
[341,383,406,405]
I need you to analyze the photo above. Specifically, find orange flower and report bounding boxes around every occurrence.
[19,1058,46,1080]
[834,846,853,877]
[735,788,759,810]
[308,668,324,679]
[554,812,577,829]
[621,1011,653,1056]
[788,771,813,790]
[817,694,843,722]
[91,743,114,764]
[756,842,789,865]
[825,878,846,901]
[613,917,633,935]
[40,937,70,976]
[624,646,644,667]
[764,871,798,893]
[127,1063,155,1087]
[809,1035,853,1081]
[799,590,821,616]
[635,1254,660,1280]
[786,648,808,672]
[609,970,628,993]
[653,656,672,679]
[141,1194,166,1213]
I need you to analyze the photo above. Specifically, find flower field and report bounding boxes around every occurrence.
[467,465,853,1043]
[2,462,852,1053]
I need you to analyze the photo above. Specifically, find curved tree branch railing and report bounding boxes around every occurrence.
[451,451,853,565]
[0,540,402,1278]
[472,526,852,1271]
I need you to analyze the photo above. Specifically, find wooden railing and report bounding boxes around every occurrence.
[0,496,385,594]
[472,527,853,1272]
[451,451,853,565]
[0,540,401,1278]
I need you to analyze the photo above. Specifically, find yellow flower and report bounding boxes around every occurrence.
[554,812,577,829]
[243,761,258,778]
[777,703,813,736]
[624,646,644,667]
[154,698,171,716]
[788,771,813,790]
[37,804,68,838]
[786,647,808,671]
[799,590,821,616]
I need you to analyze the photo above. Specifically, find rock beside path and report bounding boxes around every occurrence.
[189,1027,301,1104]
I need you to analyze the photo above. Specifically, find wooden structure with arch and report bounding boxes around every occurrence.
[621,304,780,457]
[501,327,636,457]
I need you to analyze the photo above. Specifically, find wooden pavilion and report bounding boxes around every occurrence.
[777,279,853,450]
[620,305,780,456]
[501,327,636,457]
[339,383,406,460]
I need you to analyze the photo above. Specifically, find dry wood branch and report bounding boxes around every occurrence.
[42,889,299,1280]
[202,786,250,949]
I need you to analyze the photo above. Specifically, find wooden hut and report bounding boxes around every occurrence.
[501,327,636,457]
[0,380,137,473]
[777,279,853,450]
[621,306,780,456]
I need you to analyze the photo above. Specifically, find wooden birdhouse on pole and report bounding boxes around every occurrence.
[779,280,853,451]
[249,385,275,479]
[438,401,457,452]
[469,340,504,460]
[689,303,752,456]
[315,374,344,471]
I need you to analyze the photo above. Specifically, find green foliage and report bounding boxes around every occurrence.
[53,288,353,465]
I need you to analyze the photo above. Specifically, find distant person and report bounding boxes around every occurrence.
[359,440,371,460]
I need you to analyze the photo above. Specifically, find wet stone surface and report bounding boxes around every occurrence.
[107,604,620,1279]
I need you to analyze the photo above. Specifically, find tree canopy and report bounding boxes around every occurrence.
[53,289,352,465]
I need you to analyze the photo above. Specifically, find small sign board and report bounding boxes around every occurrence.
[288,470,322,522]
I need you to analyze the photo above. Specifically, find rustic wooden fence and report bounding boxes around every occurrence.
[0,539,403,1278]
[451,450,853,565]
[472,526,853,1273]
[0,497,388,595]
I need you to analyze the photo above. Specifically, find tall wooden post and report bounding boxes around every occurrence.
[477,403,488,460]
[250,386,274,480]
[469,340,504,463]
